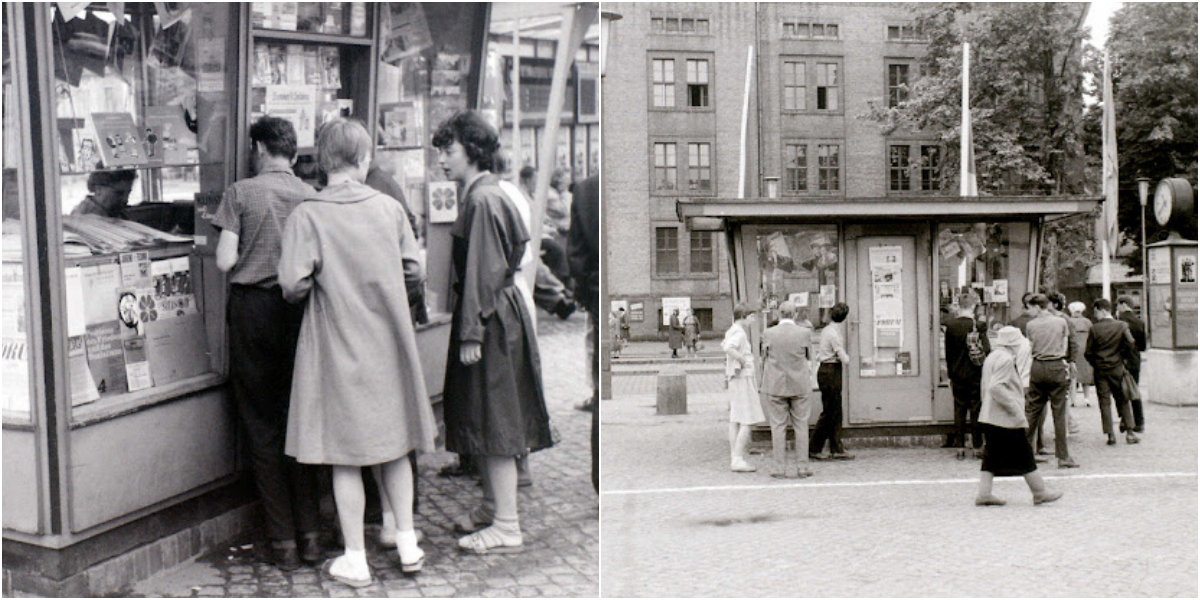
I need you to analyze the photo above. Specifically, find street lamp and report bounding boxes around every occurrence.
[599,9,620,399]
[1138,177,1151,319]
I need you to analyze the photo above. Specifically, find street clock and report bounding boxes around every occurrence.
[1153,178,1195,230]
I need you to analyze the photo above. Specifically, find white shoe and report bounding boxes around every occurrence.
[730,459,756,473]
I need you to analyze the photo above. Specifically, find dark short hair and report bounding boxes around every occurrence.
[519,166,536,182]
[830,302,850,323]
[1049,292,1066,311]
[1093,297,1112,313]
[551,167,570,191]
[87,166,137,191]
[431,111,500,172]
[249,116,298,160]
[1030,293,1049,309]
[733,302,754,321]
[1020,292,1035,308]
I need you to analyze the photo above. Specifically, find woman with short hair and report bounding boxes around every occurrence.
[279,118,436,585]
[433,111,553,555]
[722,303,767,472]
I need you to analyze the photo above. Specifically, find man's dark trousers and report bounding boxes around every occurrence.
[228,285,320,543]
[809,363,844,455]
[1024,359,1071,461]
[951,380,983,450]
[1126,359,1144,430]
[1095,366,1136,436]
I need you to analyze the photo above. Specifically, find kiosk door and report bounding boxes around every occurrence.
[846,225,933,423]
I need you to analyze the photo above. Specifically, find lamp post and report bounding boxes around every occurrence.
[599,9,620,400]
[1138,177,1151,320]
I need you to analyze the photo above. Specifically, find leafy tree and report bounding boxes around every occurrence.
[1084,2,1198,271]
[863,2,1089,194]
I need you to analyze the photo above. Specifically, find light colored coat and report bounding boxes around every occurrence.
[721,322,755,380]
[278,181,438,465]
[979,347,1028,429]
[761,319,812,397]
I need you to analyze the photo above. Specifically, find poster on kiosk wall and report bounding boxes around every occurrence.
[661,297,691,326]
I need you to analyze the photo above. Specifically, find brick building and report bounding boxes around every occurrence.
[603,2,963,340]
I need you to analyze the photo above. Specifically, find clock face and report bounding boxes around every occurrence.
[1155,182,1173,226]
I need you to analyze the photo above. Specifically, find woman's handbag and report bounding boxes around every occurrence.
[1120,370,1142,404]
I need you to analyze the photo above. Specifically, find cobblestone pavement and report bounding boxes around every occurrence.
[134,310,598,598]
[601,377,1198,597]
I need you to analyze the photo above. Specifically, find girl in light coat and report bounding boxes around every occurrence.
[721,303,767,472]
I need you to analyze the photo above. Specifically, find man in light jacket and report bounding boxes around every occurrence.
[761,301,815,478]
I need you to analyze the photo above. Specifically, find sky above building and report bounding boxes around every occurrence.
[1086,0,1121,47]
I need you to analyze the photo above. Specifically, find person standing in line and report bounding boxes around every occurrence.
[683,308,701,357]
[568,174,600,492]
[974,327,1063,507]
[668,308,684,358]
[1009,292,1039,334]
[1047,292,1081,437]
[433,111,553,554]
[213,116,322,571]
[809,302,854,461]
[1066,301,1095,408]
[1086,298,1141,446]
[944,294,990,459]
[278,119,436,584]
[722,303,767,472]
[1116,296,1147,432]
[1023,293,1080,469]
[760,301,815,479]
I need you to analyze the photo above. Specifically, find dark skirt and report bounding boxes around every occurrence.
[979,423,1037,477]
[444,286,554,457]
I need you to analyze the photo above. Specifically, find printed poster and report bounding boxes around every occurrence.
[68,335,100,406]
[820,284,836,308]
[661,297,691,326]
[196,37,226,91]
[1179,254,1196,284]
[427,181,459,224]
[992,279,1009,304]
[92,112,147,167]
[265,85,318,147]
[788,292,810,309]
[1150,249,1171,284]
[144,106,195,165]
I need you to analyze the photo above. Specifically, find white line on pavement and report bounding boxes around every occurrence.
[601,471,1198,496]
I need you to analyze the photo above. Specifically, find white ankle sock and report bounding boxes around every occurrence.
[332,549,369,579]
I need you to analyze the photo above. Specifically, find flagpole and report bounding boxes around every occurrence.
[1101,51,1118,300]
[960,42,977,197]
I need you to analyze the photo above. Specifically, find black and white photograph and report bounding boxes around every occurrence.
[597,1,1197,597]
[3,2,598,597]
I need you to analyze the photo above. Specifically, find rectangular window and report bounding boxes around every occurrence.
[690,231,715,273]
[696,19,710,34]
[889,145,911,191]
[665,17,679,33]
[782,61,806,110]
[921,145,942,191]
[888,64,910,107]
[681,18,695,33]
[821,24,838,39]
[816,63,839,111]
[888,25,902,41]
[651,18,664,32]
[686,59,709,108]
[652,58,676,108]
[785,144,808,192]
[818,144,840,191]
[687,142,712,191]
[656,227,679,275]
[653,142,677,191]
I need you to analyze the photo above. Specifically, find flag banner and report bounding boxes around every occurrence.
[960,43,978,197]
[1101,52,1119,258]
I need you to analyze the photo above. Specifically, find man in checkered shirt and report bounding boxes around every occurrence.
[213,116,321,571]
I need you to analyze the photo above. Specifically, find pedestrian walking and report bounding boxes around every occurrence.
[974,326,1063,507]
[1066,301,1095,408]
[1048,293,1081,437]
[278,118,436,583]
[760,301,815,478]
[1023,293,1080,469]
[809,302,854,461]
[722,303,767,472]
[683,308,701,357]
[434,111,553,555]
[1086,298,1141,446]
[668,308,684,358]
[1116,296,1147,432]
[944,294,990,459]
[213,116,322,571]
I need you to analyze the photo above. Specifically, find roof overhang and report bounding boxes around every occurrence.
[675,196,1101,227]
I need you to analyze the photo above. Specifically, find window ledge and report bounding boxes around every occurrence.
[69,372,226,429]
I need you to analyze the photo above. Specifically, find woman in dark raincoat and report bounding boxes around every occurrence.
[434,111,553,555]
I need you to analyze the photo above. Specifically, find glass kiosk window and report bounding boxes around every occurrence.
[752,225,839,369]
[49,3,235,424]
[3,6,34,423]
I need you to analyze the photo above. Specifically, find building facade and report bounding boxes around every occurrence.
[605,2,955,339]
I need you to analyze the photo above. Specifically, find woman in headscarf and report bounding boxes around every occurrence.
[278,119,436,585]
[433,111,553,555]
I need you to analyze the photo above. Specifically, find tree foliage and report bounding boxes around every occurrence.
[1083,1,1198,267]
[863,2,1089,194]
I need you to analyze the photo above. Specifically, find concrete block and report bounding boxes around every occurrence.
[656,366,688,414]
[1144,348,1198,406]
